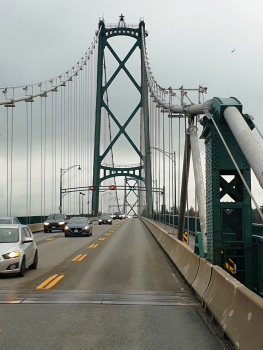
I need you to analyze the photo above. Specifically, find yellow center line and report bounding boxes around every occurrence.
[45,238,55,241]
[93,244,98,248]
[45,274,64,289]
[36,274,58,290]
[72,254,82,261]
[60,234,64,237]
[78,254,87,261]
[89,244,95,248]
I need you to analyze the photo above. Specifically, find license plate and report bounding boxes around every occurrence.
[74,229,78,233]
[103,221,106,223]
[52,226,56,228]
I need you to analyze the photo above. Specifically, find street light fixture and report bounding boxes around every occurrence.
[108,196,119,214]
[60,165,81,214]
[79,192,85,216]
[148,147,176,228]
[101,191,110,213]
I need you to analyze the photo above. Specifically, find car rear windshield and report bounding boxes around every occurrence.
[47,214,65,220]
[0,219,12,224]
[0,228,19,243]
[69,217,87,224]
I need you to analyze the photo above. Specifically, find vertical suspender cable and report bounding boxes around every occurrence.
[29,91,33,219]
[44,92,47,217]
[54,83,57,212]
[26,99,29,218]
[41,95,43,220]
[10,88,14,216]
[51,92,54,212]
[6,105,9,216]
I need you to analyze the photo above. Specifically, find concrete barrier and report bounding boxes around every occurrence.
[141,216,263,349]
[184,252,200,285]
[176,243,194,276]
[192,258,213,299]
[224,285,263,350]
[203,266,241,326]
[28,223,44,233]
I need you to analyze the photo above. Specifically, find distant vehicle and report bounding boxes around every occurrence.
[133,214,138,218]
[0,217,21,225]
[113,212,123,220]
[64,217,92,237]
[99,214,112,225]
[44,214,68,233]
[0,224,38,277]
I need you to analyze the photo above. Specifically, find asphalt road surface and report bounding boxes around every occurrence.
[0,218,230,350]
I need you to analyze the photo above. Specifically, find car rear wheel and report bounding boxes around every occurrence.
[18,257,26,277]
[29,251,38,269]
[44,229,48,233]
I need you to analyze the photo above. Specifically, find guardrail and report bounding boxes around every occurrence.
[141,217,263,350]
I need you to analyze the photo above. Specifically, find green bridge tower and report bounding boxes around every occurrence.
[92,16,152,217]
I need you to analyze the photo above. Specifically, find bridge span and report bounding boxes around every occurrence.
[0,218,229,350]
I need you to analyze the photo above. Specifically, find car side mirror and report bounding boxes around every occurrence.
[23,237,33,244]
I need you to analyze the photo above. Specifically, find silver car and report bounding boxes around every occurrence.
[0,217,21,225]
[0,225,38,277]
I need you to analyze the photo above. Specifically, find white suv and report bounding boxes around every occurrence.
[0,225,38,277]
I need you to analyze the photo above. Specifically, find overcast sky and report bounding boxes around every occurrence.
[1,0,263,215]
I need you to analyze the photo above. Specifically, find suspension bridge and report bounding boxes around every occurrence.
[1,15,263,349]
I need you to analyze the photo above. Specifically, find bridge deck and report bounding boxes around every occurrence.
[0,219,230,349]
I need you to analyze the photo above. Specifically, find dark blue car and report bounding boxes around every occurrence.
[64,217,92,237]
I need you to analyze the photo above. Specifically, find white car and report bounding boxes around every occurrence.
[0,225,38,277]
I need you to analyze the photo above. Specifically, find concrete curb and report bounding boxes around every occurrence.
[141,217,263,350]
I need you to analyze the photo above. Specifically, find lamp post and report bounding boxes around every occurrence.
[101,192,110,213]
[79,192,85,216]
[149,147,176,231]
[108,196,119,214]
[60,165,81,214]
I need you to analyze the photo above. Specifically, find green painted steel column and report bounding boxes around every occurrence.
[201,97,253,288]
[92,20,105,216]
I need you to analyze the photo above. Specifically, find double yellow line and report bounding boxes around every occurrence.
[36,274,64,290]
[89,244,98,249]
[72,254,87,261]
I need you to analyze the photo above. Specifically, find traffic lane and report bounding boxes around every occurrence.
[31,218,121,244]
[0,304,223,350]
[48,218,185,291]
[0,220,124,290]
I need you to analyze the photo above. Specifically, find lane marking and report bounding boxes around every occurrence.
[60,234,64,237]
[93,244,98,248]
[78,254,87,261]
[45,238,55,241]
[89,244,95,248]
[36,274,64,290]
[45,274,64,289]
[72,254,82,261]
[99,238,105,241]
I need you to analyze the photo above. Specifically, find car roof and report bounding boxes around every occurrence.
[0,217,18,219]
[0,224,22,228]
